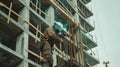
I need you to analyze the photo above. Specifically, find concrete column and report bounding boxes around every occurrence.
[16,33,24,54]
[45,6,55,26]
[16,0,30,67]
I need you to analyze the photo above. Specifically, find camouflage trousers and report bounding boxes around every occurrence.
[42,41,53,67]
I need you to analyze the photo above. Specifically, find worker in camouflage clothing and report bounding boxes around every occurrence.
[42,22,65,67]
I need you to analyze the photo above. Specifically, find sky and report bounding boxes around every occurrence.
[89,0,120,67]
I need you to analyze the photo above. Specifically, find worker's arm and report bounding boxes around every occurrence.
[44,27,63,42]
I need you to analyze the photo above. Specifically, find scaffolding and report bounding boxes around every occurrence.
[0,0,99,67]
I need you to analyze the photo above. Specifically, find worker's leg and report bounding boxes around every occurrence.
[42,41,53,67]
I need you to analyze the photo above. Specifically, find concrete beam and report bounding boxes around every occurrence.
[0,10,40,42]
[0,43,41,67]
[19,0,50,27]
[84,50,100,66]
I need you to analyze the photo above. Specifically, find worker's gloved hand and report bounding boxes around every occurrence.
[58,31,67,37]
[58,38,63,42]
[60,38,63,42]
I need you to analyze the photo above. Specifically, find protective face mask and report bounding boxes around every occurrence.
[54,24,63,32]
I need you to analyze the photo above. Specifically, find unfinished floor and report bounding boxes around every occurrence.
[0,0,99,67]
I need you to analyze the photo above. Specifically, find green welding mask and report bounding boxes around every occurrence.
[54,22,64,34]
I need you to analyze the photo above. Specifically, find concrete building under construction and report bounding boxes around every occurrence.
[0,0,99,67]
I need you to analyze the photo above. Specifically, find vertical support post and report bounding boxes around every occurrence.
[7,2,12,23]
[74,0,87,66]
[69,24,73,67]
[76,31,81,66]
[38,0,41,14]
[35,0,38,12]
[79,29,86,67]
[74,0,82,66]
[35,25,39,43]
[16,0,30,67]
[74,32,77,61]
[53,49,57,67]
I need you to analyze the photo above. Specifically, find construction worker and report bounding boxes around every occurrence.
[42,22,65,67]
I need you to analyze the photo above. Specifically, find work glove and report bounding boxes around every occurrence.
[58,38,63,43]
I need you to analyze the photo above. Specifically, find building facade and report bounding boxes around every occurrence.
[0,0,99,67]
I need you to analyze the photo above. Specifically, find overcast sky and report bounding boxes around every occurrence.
[89,0,120,67]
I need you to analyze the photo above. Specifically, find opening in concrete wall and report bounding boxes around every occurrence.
[0,15,23,50]
[0,0,24,21]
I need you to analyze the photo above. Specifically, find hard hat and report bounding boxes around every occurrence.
[54,22,63,32]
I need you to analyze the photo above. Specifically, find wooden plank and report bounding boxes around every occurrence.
[48,0,74,24]
[0,43,40,66]
[79,28,86,67]
[35,0,38,11]
[7,2,12,23]
[25,49,45,60]
[69,25,73,67]
[0,2,44,37]
[35,25,39,43]
[48,0,87,35]
[54,45,65,57]
[76,32,81,66]
[30,0,49,18]
[73,35,77,59]
[0,2,4,6]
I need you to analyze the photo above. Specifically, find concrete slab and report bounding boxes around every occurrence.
[84,50,100,66]
[81,31,97,50]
